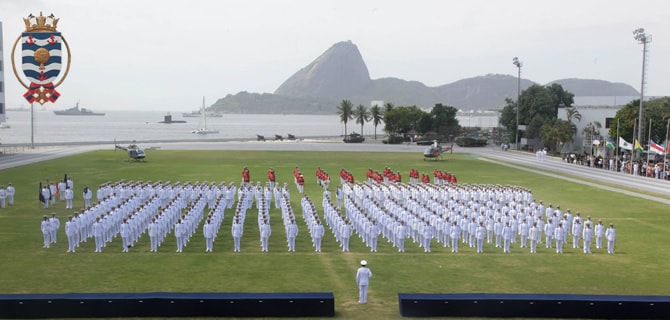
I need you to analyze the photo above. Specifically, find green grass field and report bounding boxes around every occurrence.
[0,149,669,319]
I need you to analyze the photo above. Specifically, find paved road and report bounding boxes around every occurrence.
[0,145,103,170]
[2,141,668,204]
[465,146,670,205]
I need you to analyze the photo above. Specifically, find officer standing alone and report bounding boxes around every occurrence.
[356,260,373,304]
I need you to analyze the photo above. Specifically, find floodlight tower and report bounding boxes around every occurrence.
[633,28,651,151]
[512,57,522,150]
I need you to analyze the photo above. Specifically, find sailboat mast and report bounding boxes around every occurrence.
[201,96,206,129]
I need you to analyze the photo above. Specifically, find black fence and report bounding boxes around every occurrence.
[399,293,670,319]
[0,292,335,318]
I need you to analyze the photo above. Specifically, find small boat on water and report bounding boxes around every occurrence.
[191,97,219,134]
[53,102,105,116]
[192,128,220,134]
[182,110,223,118]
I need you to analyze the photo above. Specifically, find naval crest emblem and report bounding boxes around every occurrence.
[11,12,71,105]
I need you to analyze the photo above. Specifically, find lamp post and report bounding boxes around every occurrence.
[512,57,522,150]
[633,28,651,160]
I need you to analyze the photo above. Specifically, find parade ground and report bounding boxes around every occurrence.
[0,140,669,319]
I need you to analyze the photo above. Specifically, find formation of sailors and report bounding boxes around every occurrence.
[293,167,305,193]
[322,194,354,252]
[339,179,613,254]
[300,194,326,252]
[52,180,235,253]
[40,213,60,248]
[279,191,299,252]
[257,191,272,252]
[230,192,249,252]
[316,167,330,190]
[43,175,616,255]
[339,168,355,185]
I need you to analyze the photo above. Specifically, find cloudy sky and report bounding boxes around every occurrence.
[1,0,668,111]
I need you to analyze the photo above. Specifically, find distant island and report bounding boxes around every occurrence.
[211,41,640,115]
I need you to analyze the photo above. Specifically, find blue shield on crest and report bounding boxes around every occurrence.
[21,32,62,85]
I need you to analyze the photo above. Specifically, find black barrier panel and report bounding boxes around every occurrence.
[0,292,335,318]
[398,293,670,319]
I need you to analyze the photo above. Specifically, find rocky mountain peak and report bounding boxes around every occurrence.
[274,40,371,99]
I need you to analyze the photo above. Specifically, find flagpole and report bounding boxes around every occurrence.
[630,118,637,164]
[647,118,652,165]
[30,102,35,149]
[664,119,669,179]
[616,118,620,171]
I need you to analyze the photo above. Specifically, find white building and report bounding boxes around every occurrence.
[558,96,640,153]
[370,100,384,108]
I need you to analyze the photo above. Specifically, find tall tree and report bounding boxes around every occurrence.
[499,98,519,144]
[609,97,670,146]
[548,83,575,113]
[500,84,574,145]
[370,104,383,140]
[336,99,354,137]
[383,102,395,113]
[417,113,433,135]
[540,119,573,152]
[430,103,460,138]
[353,104,371,135]
[383,105,424,135]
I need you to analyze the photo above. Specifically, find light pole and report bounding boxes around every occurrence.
[633,28,651,159]
[512,57,522,150]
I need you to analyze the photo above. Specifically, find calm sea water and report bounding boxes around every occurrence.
[0,109,499,145]
[0,110,347,145]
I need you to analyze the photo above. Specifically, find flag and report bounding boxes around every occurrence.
[605,137,617,150]
[46,180,52,200]
[649,140,665,154]
[618,137,633,150]
[634,139,644,154]
[38,182,45,204]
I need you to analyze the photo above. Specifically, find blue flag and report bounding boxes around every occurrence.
[38,182,45,203]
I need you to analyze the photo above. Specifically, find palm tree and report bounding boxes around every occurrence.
[336,99,354,137]
[383,102,394,113]
[353,104,371,136]
[370,104,383,140]
[566,106,582,124]
[583,121,602,138]
[565,106,582,148]
[583,121,602,155]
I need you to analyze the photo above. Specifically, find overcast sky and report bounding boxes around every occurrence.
[1,0,668,111]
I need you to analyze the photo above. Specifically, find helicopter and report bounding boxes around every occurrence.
[423,140,452,161]
[114,140,159,161]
